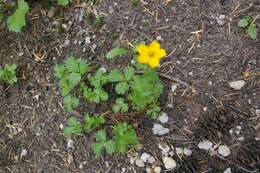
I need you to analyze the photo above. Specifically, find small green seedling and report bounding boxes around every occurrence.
[64,117,82,138]
[238,16,257,40]
[91,130,116,157]
[114,123,138,153]
[57,0,69,6]
[7,0,29,32]
[0,64,17,85]
[83,115,105,133]
[106,48,128,59]
[112,98,129,113]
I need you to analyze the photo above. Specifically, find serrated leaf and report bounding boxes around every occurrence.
[106,48,128,59]
[91,143,103,157]
[238,19,249,27]
[64,116,82,137]
[0,64,17,84]
[54,64,66,79]
[108,69,124,82]
[115,82,129,95]
[58,0,69,6]
[124,66,135,81]
[83,115,105,133]
[63,95,79,112]
[7,0,29,32]
[112,98,128,113]
[248,25,257,40]
[96,130,106,142]
[105,140,115,154]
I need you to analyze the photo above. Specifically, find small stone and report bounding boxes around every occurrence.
[18,52,24,56]
[154,167,162,173]
[21,149,27,157]
[183,148,192,156]
[175,147,183,154]
[171,83,178,93]
[156,35,162,41]
[67,139,74,149]
[158,113,169,124]
[163,156,177,170]
[135,158,145,167]
[59,124,64,129]
[64,39,70,46]
[198,140,213,150]
[229,80,246,90]
[141,153,151,163]
[141,153,155,164]
[146,167,152,173]
[152,124,170,136]
[85,36,91,44]
[217,14,226,25]
[121,167,126,173]
[158,143,170,155]
[79,163,84,169]
[218,145,231,157]
[223,167,232,173]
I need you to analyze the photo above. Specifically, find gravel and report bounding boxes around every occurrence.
[152,124,170,136]
[229,80,246,90]
[218,145,231,157]
[198,140,213,150]
[163,156,177,170]
[158,113,169,124]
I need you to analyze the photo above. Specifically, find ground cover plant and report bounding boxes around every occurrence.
[55,41,167,156]
[0,0,260,172]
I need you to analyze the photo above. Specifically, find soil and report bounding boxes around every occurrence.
[0,0,260,173]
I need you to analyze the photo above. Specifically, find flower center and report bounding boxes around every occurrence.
[148,51,155,58]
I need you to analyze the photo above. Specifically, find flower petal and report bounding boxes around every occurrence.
[149,41,160,52]
[136,44,148,54]
[154,49,167,59]
[148,57,160,68]
[137,54,149,63]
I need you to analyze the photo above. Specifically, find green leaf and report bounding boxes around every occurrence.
[238,19,249,27]
[105,140,115,155]
[114,123,138,153]
[95,130,107,142]
[124,66,135,81]
[0,64,17,85]
[146,104,161,119]
[90,70,107,88]
[108,69,124,82]
[112,98,128,113]
[54,64,66,79]
[64,116,82,137]
[115,82,129,95]
[7,0,29,32]
[91,143,103,157]
[63,95,79,112]
[83,115,105,133]
[248,25,257,40]
[64,57,88,74]
[106,48,128,59]
[57,0,69,6]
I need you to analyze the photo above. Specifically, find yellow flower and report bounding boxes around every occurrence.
[136,41,167,68]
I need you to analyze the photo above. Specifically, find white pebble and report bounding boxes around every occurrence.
[175,147,183,154]
[183,148,192,156]
[152,124,170,136]
[135,158,145,167]
[67,139,74,149]
[218,145,231,157]
[158,113,169,124]
[163,156,177,170]
[229,80,246,90]
[64,39,70,46]
[158,143,170,155]
[217,14,226,26]
[171,83,178,93]
[85,36,91,44]
[154,167,162,173]
[146,167,152,173]
[21,149,27,157]
[198,140,213,150]
[223,167,232,173]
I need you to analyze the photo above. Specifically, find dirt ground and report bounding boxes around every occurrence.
[0,0,260,172]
